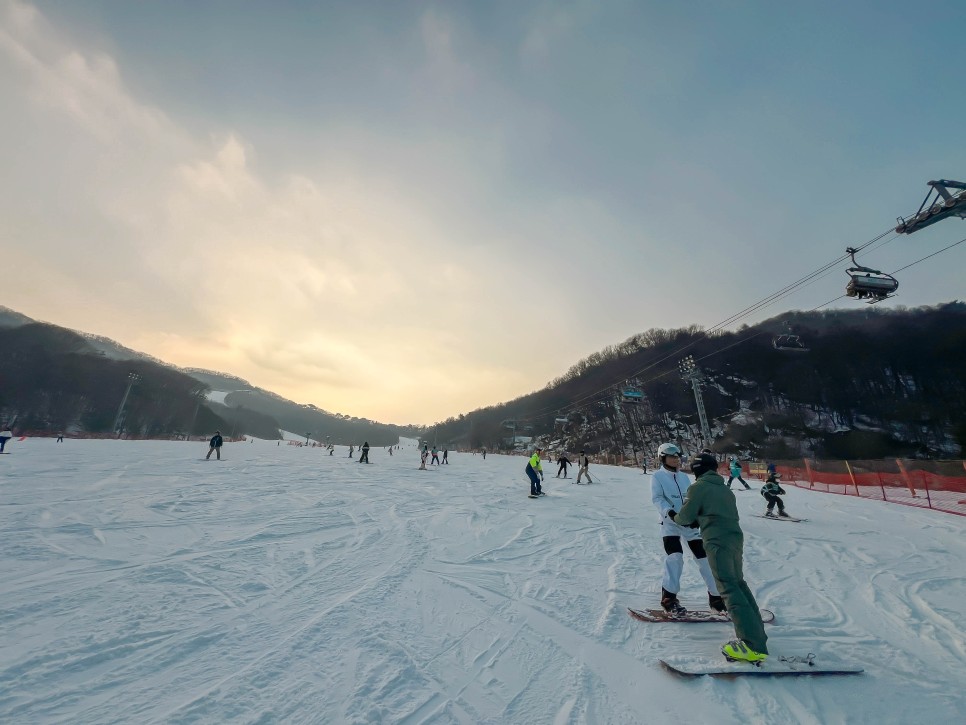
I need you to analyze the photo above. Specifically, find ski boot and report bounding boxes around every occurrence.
[721,639,768,664]
[778,510,790,518]
[708,593,727,613]
[661,588,687,616]
[764,510,777,518]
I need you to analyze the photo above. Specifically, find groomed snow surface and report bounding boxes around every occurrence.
[2,439,965,724]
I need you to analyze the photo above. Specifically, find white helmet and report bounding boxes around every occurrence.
[658,443,681,457]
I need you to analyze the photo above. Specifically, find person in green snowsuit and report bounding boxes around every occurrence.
[670,452,768,661]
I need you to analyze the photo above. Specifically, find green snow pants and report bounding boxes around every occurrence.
[705,540,768,654]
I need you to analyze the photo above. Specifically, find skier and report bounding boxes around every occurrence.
[359,441,370,464]
[761,472,789,517]
[482,449,486,460]
[727,457,750,490]
[349,445,354,458]
[388,446,393,456]
[431,446,440,465]
[329,446,334,455]
[206,430,224,460]
[443,449,448,464]
[556,453,571,478]
[671,452,768,664]
[575,450,593,483]
[526,448,544,496]
[0,424,11,453]
[650,443,724,615]
[57,433,64,443]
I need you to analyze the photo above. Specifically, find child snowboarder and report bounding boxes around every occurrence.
[761,473,789,517]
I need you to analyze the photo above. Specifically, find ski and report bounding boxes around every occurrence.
[754,515,808,522]
[629,607,775,624]
[527,494,540,499]
[660,657,863,678]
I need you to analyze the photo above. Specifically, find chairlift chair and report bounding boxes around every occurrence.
[844,247,898,304]
[772,334,809,352]
[621,387,644,404]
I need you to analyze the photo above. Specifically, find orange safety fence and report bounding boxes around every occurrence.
[757,459,966,517]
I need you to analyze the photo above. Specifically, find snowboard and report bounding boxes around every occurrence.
[660,657,863,678]
[754,515,808,522]
[629,607,775,624]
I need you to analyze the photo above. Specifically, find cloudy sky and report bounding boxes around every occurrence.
[2,0,964,424]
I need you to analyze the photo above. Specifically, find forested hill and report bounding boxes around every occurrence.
[0,311,405,444]
[429,302,966,460]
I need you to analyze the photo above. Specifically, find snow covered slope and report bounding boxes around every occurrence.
[1,441,964,723]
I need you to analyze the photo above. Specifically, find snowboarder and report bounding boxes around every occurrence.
[206,431,224,460]
[761,472,789,517]
[670,452,768,664]
[575,451,593,483]
[431,446,440,465]
[526,448,544,496]
[0,425,11,453]
[650,443,724,615]
[359,441,370,464]
[556,453,571,478]
[727,457,750,490]
[419,446,428,470]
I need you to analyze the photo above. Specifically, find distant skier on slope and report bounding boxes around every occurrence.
[650,443,724,615]
[431,446,440,465]
[482,448,486,460]
[761,472,790,518]
[206,430,224,460]
[727,457,750,490]
[575,451,593,483]
[556,453,571,478]
[0,424,12,453]
[419,445,428,470]
[526,448,544,496]
[349,445,354,458]
[359,441,370,464]
[443,449,449,464]
[670,452,768,664]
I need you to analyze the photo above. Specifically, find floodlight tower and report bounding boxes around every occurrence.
[678,356,711,446]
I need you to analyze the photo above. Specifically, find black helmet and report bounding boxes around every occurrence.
[689,452,718,477]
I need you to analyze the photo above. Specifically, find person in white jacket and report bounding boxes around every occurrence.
[650,442,725,615]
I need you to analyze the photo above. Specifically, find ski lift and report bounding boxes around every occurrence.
[844,247,898,304]
[895,180,966,235]
[621,386,644,404]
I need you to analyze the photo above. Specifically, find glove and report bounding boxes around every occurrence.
[667,510,677,521]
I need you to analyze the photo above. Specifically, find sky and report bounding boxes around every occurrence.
[1,0,964,425]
